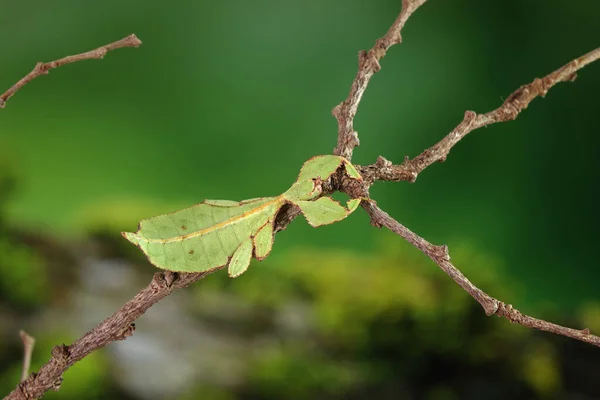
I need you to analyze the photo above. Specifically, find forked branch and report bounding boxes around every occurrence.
[328,0,600,349]
[0,34,142,108]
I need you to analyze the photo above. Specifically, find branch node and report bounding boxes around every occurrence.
[364,200,383,228]
[496,301,522,321]
[331,103,341,119]
[358,50,367,66]
[18,373,37,399]
[34,62,48,75]
[428,244,450,260]
[116,323,136,341]
[440,244,450,260]
[349,131,360,147]
[163,271,178,287]
[483,300,501,316]
[51,377,64,392]
[376,155,392,167]
[400,156,419,183]
[362,49,382,72]
[51,345,70,366]
[463,110,477,123]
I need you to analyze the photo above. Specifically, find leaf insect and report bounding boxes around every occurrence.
[123,155,363,277]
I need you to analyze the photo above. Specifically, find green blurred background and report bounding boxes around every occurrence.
[1,1,599,399]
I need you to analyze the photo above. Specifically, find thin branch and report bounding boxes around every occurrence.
[5,271,212,400]
[3,206,301,400]
[332,0,428,161]
[361,200,600,347]
[356,46,600,184]
[18,331,35,383]
[0,34,142,108]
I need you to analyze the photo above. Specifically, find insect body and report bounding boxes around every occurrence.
[123,155,362,277]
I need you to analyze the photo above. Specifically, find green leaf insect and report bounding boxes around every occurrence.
[123,155,363,278]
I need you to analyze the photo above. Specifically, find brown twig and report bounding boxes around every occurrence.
[5,271,214,400]
[18,331,35,383]
[326,0,600,348]
[361,200,600,347]
[3,205,302,400]
[356,46,600,184]
[0,34,142,108]
[332,0,428,161]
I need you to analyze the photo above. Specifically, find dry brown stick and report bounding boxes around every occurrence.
[357,46,600,184]
[18,331,35,383]
[3,204,302,400]
[361,200,600,347]
[332,0,428,161]
[4,270,217,400]
[0,34,142,108]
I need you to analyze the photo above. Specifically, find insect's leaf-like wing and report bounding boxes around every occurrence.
[343,159,362,180]
[228,238,253,277]
[296,155,344,182]
[296,197,353,227]
[122,197,283,272]
[253,221,274,260]
[346,198,362,212]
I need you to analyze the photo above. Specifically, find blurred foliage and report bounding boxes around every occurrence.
[0,236,47,308]
[176,234,598,399]
[0,0,598,310]
[0,330,111,400]
[0,167,599,398]
[1,0,600,399]
[0,170,47,308]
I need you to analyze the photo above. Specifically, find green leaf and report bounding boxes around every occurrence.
[123,155,363,277]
